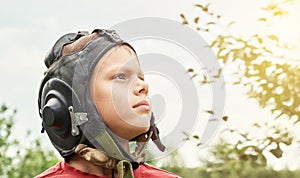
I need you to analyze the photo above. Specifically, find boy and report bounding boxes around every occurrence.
[36,29,179,178]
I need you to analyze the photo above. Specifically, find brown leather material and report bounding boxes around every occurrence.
[75,144,135,178]
[75,144,117,169]
[61,33,98,57]
[150,124,166,152]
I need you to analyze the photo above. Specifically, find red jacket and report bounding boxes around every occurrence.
[35,161,180,178]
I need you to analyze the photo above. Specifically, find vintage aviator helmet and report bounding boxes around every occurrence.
[38,29,165,169]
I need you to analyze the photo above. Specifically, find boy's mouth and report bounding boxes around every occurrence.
[133,100,151,111]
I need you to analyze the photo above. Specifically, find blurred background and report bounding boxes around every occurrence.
[1,0,300,177]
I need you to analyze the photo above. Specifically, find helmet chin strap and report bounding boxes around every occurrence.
[131,131,153,163]
[74,131,153,178]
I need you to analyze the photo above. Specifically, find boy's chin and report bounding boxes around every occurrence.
[129,125,151,140]
[128,113,151,127]
[116,114,151,139]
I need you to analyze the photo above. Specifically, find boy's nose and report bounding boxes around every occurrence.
[134,78,149,96]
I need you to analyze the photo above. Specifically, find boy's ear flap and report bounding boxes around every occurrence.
[39,78,83,157]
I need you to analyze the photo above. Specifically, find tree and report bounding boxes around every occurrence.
[181,0,300,169]
[0,104,59,178]
[201,122,294,173]
[7,138,59,178]
[182,0,300,122]
[0,104,18,177]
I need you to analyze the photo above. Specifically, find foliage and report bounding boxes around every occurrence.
[201,121,295,172]
[6,139,59,178]
[211,34,300,122]
[161,150,300,178]
[159,150,201,177]
[182,0,300,122]
[159,145,300,178]
[0,104,18,177]
[0,104,59,178]
[179,0,300,176]
[181,0,300,155]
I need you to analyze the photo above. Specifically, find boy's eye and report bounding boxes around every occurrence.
[114,73,126,80]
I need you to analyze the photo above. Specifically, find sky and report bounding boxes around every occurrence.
[1,0,300,169]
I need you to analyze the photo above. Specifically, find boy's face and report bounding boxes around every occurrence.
[89,45,151,140]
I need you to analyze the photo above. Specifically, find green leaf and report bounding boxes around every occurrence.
[190,73,198,79]
[195,4,204,9]
[269,144,283,158]
[268,35,279,41]
[206,21,216,25]
[194,17,200,24]
[205,110,214,115]
[180,13,186,19]
[227,21,235,26]
[193,135,200,140]
[222,116,228,121]
[187,68,194,73]
[182,20,188,25]
[258,17,267,21]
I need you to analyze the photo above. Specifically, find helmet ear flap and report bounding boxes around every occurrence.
[39,78,82,157]
[41,89,70,129]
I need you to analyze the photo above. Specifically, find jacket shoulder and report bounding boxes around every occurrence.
[35,161,64,178]
[134,163,181,178]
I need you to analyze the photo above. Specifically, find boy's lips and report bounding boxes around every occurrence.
[133,100,151,111]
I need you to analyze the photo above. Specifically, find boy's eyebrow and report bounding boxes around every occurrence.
[106,65,143,75]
